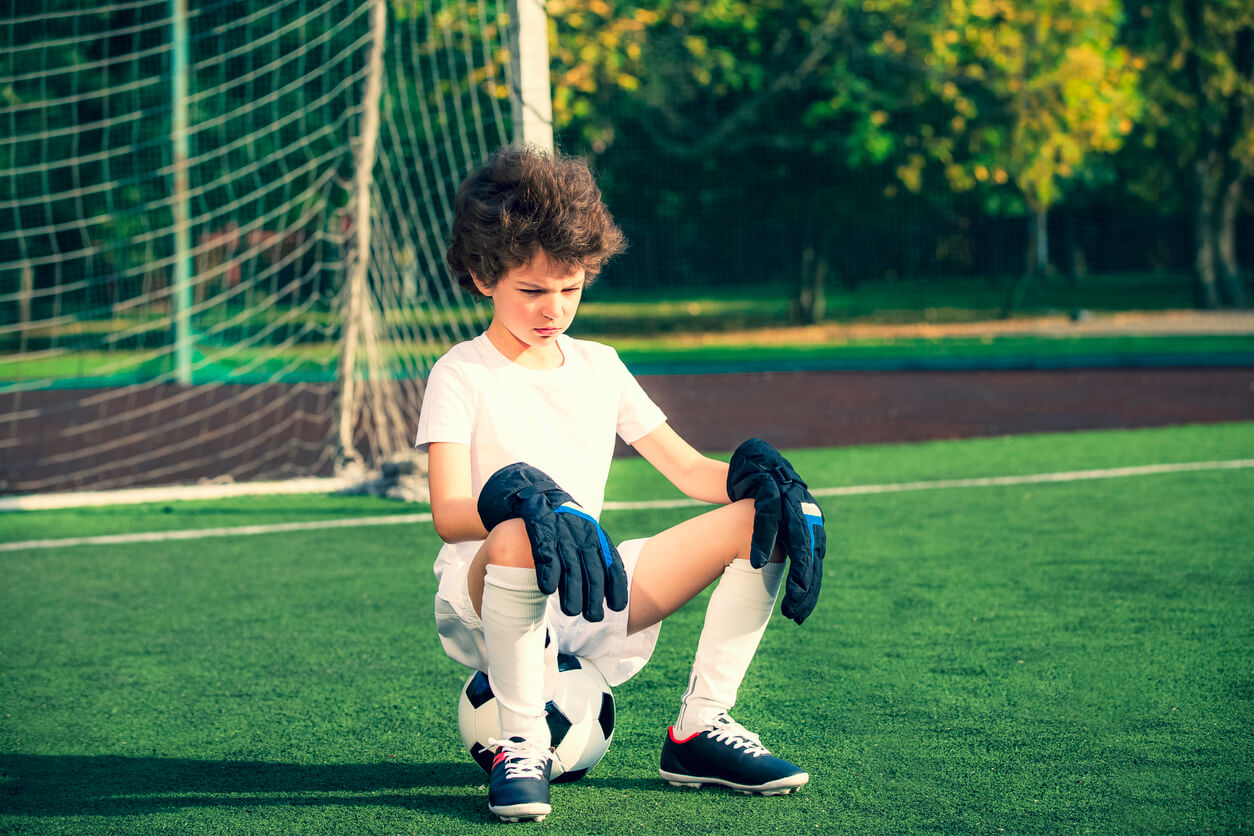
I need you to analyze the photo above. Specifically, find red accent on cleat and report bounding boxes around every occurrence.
[668,726,702,745]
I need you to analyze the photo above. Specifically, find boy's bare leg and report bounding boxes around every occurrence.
[475,501,779,738]
[627,500,787,732]
[627,499,781,634]
[629,499,807,793]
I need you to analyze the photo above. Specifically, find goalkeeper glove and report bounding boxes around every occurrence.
[478,462,628,622]
[727,438,827,625]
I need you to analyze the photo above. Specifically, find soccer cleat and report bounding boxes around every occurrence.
[659,713,809,795]
[487,737,553,822]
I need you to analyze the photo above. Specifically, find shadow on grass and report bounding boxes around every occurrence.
[0,754,487,821]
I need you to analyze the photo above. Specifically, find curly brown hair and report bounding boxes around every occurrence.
[445,146,626,296]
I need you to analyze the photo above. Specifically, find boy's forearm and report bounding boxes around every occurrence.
[631,423,732,505]
[676,455,732,505]
[431,495,490,543]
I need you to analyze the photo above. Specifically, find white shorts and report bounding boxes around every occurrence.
[433,537,661,687]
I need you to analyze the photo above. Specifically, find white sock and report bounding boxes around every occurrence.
[675,559,786,737]
[481,564,551,746]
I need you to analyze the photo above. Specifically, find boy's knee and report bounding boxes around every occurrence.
[484,518,535,568]
[729,498,756,524]
[731,497,786,565]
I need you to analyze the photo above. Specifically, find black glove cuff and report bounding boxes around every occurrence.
[477,462,564,530]
[727,438,807,500]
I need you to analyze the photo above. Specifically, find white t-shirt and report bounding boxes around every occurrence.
[414,333,667,587]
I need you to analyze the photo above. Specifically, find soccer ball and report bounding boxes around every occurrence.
[457,653,615,783]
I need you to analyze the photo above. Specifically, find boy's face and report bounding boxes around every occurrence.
[474,253,585,358]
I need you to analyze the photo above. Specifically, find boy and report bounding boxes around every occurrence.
[415,146,827,823]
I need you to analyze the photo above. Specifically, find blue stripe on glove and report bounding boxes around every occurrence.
[554,504,615,568]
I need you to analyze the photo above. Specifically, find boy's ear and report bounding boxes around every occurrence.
[470,273,494,297]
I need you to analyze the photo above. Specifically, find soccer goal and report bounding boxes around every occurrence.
[0,0,533,495]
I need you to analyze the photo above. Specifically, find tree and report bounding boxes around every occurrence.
[546,0,888,314]
[888,0,1141,311]
[547,0,860,157]
[1127,0,1252,308]
[544,1,1153,313]
[545,0,994,310]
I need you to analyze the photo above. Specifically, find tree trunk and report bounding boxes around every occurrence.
[811,253,827,323]
[1217,177,1247,308]
[1003,205,1047,317]
[1065,208,1088,283]
[1193,156,1222,309]
[1034,204,1049,277]
[797,246,828,324]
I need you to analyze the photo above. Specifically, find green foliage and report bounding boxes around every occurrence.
[1,0,173,312]
[543,0,1246,300]
[916,0,1141,213]
[1129,0,1254,179]
[4,0,1249,323]
[1121,1,1253,307]
[0,0,367,327]
[550,0,1143,214]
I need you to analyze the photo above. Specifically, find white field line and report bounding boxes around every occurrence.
[0,513,433,552]
[0,477,357,512]
[3,458,1252,553]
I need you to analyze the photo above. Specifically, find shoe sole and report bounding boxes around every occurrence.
[489,802,551,822]
[659,769,810,796]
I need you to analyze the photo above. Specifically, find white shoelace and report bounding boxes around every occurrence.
[487,738,552,780]
[707,714,771,758]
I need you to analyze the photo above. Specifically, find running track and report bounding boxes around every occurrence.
[4,368,1253,493]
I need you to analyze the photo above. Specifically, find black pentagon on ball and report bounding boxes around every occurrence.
[468,741,495,773]
[465,670,495,709]
[598,691,615,740]
[556,652,582,672]
[544,698,572,747]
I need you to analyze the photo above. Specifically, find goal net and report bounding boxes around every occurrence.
[0,0,511,494]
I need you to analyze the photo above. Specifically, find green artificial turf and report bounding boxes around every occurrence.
[2,424,1252,833]
[0,494,424,544]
